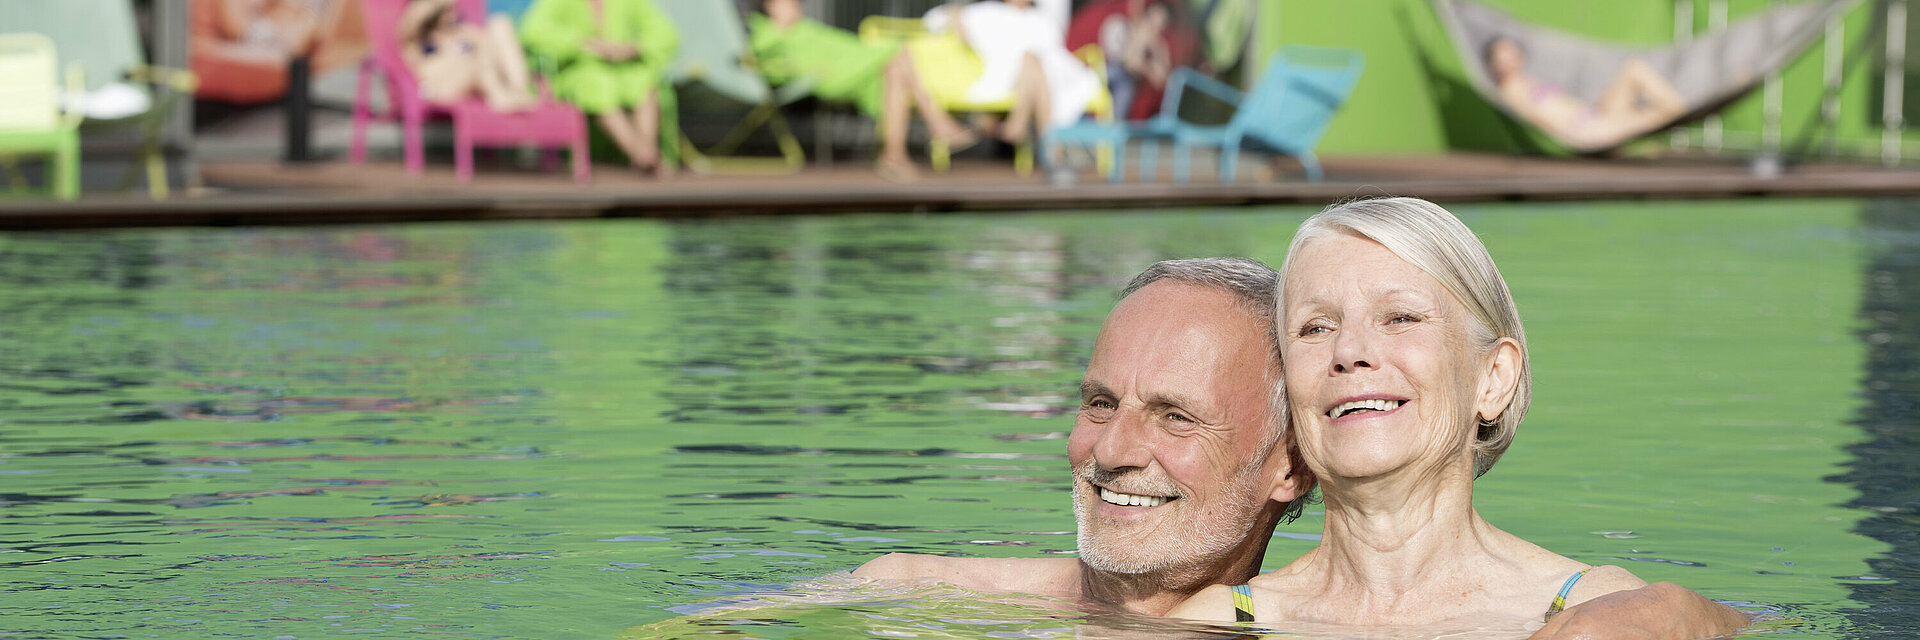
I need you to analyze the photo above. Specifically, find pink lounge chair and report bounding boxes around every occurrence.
[349,0,589,183]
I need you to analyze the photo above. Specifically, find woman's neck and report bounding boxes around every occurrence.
[1307,458,1501,607]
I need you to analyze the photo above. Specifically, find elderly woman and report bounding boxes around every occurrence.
[1167,198,1739,632]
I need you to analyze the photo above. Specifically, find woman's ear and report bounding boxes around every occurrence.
[1474,337,1523,423]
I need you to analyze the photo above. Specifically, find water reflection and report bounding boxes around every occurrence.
[1838,199,1920,633]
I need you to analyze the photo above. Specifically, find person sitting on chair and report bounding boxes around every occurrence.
[748,0,978,183]
[520,0,678,177]
[1485,36,1688,150]
[399,0,538,112]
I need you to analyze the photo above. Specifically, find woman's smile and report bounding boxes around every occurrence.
[1324,395,1410,423]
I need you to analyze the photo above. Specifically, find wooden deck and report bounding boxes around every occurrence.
[4,151,1920,229]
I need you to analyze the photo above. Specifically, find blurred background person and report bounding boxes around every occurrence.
[398,0,538,111]
[520,0,679,176]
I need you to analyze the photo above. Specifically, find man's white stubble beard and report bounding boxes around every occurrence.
[1071,457,1268,576]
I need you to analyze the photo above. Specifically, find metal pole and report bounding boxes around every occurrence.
[1761,0,1784,163]
[1706,0,1728,152]
[1886,0,1906,165]
[1672,0,1695,149]
[1824,10,1845,157]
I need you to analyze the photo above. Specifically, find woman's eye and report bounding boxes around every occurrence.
[1387,314,1420,324]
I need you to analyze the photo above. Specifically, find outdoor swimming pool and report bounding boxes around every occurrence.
[0,198,1911,638]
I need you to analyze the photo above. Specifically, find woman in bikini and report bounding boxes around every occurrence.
[1168,198,1683,633]
[1486,36,1688,151]
[399,0,537,112]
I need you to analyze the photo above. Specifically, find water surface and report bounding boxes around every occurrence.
[0,199,1905,638]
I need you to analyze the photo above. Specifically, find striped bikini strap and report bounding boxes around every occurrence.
[1230,584,1256,622]
[1542,568,1593,622]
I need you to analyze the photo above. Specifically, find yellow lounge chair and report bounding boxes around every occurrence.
[857,16,1112,175]
[0,33,82,200]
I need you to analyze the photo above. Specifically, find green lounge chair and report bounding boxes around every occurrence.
[0,33,81,200]
[656,0,807,174]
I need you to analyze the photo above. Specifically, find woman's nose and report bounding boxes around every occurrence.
[1331,327,1375,374]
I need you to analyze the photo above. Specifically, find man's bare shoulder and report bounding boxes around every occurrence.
[853,553,1082,597]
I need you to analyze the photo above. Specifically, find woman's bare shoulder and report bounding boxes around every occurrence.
[1565,564,1649,603]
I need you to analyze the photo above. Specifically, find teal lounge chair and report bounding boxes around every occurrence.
[656,0,807,174]
[1167,45,1362,183]
[0,33,81,200]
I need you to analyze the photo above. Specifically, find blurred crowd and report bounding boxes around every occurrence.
[190,0,1243,181]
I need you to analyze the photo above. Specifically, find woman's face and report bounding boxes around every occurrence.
[1280,233,1488,484]
[764,0,802,27]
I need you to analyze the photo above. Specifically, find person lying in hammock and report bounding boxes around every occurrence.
[1485,36,1687,150]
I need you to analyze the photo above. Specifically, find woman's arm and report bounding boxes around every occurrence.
[1533,581,1749,640]
[519,0,592,64]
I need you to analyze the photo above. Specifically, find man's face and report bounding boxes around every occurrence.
[1068,281,1288,574]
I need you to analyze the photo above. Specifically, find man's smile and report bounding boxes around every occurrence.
[1098,487,1175,507]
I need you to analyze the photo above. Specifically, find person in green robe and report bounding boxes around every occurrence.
[520,0,678,176]
[748,0,976,182]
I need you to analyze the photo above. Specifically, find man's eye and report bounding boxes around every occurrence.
[1168,412,1193,423]
[1086,398,1116,410]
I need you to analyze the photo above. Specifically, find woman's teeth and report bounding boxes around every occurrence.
[1329,398,1404,419]
[1100,488,1169,507]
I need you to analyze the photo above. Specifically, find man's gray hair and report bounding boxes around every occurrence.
[1280,197,1531,478]
[1120,257,1278,334]
[1118,257,1309,524]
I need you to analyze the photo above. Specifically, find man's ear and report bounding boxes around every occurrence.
[1474,337,1523,423]
[1268,445,1315,504]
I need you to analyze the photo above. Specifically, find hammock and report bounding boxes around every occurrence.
[1433,0,1860,153]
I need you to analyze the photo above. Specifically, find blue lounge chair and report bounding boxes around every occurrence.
[1168,45,1362,183]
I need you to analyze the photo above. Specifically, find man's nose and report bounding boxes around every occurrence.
[1331,326,1376,374]
[1091,405,1154,471]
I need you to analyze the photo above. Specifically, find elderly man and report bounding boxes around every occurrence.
[857,257,1746,638]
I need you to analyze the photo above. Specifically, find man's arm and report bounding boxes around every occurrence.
[1531,582,1749,640]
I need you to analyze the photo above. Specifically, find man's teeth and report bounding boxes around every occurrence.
[1329,398,1404,419]
[1099,488,1169,507]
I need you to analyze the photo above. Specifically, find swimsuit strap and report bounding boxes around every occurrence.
[1542,568,1592,622]
[1230,584,1255,622]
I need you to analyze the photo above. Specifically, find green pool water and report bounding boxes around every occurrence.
[0,198,1910,639]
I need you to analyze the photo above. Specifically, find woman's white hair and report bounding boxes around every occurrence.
[1277,197,1530,477]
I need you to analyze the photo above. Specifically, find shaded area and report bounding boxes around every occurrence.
[1837,197,1920,633]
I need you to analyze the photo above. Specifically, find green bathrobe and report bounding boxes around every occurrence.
[520,0,678,114]
[747,14,897,117]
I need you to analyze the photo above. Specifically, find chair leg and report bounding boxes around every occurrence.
[1172,140,1191,184]
[1014,142,1033,176]
[455,116,473,183]
[1220,142,1239,184]
[1300,153,1324,182]
[404,107,425,175]
[54,135,79,201]
[1140,139,1159,182]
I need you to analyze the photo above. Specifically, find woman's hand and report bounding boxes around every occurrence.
[585,38,639,62]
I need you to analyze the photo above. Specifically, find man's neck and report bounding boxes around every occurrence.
[1074,526,1275,616]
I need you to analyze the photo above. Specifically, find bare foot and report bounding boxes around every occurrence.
[875,158,919,183]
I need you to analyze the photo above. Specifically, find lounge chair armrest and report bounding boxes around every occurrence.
[1169,67,1244,107]
[128,63,200,93]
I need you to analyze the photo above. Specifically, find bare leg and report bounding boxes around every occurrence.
[480,16,534,103]
[597,109,651,170]
[879,57,917,174]
[1598,59,1686,122]
[1000,53,1051,144]
[632,90,669,177]
[890,52,970,143]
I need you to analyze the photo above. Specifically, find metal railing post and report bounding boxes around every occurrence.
[1886,0,1907,165]
[1706,0,1728,152]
